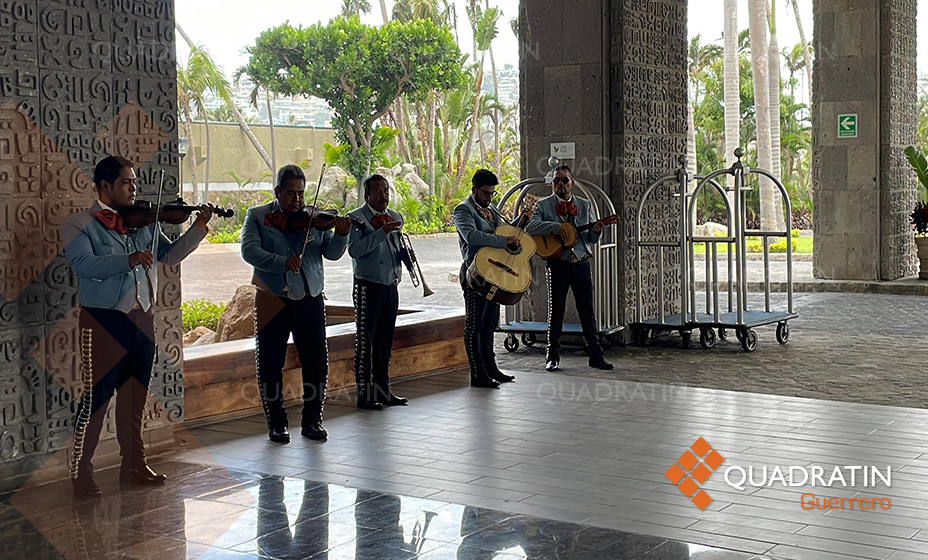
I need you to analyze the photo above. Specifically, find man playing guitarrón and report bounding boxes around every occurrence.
[453,169,526,388]
[526,165,615,372]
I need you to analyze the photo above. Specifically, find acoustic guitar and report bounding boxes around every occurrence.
[533,214,620,260]
[466,195,539,305]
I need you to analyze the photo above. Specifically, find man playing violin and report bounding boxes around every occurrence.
[525,165,616,372]
[64,155,214,499]
[241,164,350,443]
[346,174,407,410]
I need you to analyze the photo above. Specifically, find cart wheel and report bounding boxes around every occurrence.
[740,329,757,352]
[641,328,652,346]
[504,335,519,352]
[699,328,717,349]
[521,332,537,347]
[599,334,615,351]
[680,331,692,349]
[718,328,728,341]
[776,322,790,345]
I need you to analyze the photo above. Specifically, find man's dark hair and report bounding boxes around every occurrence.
[93,156,133,189]
[471,168,499,192]
[363,174,389,197]
[553,164,572,175]
[275,164,306,192]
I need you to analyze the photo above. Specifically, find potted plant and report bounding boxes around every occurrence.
[904,146,928,279]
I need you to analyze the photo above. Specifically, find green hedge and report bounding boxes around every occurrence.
[181,299,227,333]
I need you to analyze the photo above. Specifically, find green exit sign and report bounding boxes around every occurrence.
[838,114,858,138]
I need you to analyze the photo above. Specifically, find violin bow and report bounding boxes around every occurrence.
[150,169,165,306]
[296,164,326,270]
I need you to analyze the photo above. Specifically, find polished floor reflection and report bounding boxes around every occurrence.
[2,462,772,559]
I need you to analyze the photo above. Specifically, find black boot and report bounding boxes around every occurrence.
[120,456,167,485]
[72,473,101,499]
[545,350,560,372]
[357,383,383,410]
[470,372,500,389]
[488,367,515,383]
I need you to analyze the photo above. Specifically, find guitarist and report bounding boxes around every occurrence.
[453,169,528,388]
[526,165,614,372]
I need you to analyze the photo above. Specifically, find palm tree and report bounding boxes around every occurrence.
[788,0,813,102]
[767,0,785,230]
[177,46,227,204]
[723,0,740,195]
[748,0,777,231]
[687,35,722,184]
[342,0,371,17]
[378,0,388,22]
[485,0,501,165]
[782,44,806,97]
[176,23,273,173]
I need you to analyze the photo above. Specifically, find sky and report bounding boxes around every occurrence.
[175,0,925,99]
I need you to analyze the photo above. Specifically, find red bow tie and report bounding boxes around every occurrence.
[264,210,288,230]
[555,201,578,217]
[95,209,129,235]
[371,213,391,230]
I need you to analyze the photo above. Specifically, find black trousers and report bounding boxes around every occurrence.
[254,288,328,430]
[256,477,329,558]
[546,259,602,359]
[461,263,500,380]
[353,278,399,402]
[70,307,155,479]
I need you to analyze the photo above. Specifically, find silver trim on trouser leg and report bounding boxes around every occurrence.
[545,267,554,356]
[318,297,328,420]
[253,300,274,428]
[353,283,370,392]
[463,285,480,377]
[69,328,93,480]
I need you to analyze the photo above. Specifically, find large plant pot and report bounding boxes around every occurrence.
[917,237,928,279]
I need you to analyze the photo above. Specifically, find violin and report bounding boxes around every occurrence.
[118,199,234,229]
[282,206,365,232]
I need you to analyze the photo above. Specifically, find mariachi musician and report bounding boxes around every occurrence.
[64,156,214,499]
[525,165,614,372]
[453,169,530,388]
[347,174,408,410]
[241,164,351,444]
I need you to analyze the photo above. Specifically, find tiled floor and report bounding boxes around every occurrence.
[160,367,928,560]
[3,462,768,559]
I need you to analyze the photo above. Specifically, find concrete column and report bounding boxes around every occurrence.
[519,0,688,340]
[812,0,918,280]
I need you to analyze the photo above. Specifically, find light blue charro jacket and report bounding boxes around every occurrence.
[525,193,602,261]
[347,204,404,286]
[453,195,509,265]
[63,200,206,312]
[241,201,347,298]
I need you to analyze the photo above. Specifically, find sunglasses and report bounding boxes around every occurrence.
[552,177,571,185]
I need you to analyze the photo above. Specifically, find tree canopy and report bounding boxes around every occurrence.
[241,16,464,185]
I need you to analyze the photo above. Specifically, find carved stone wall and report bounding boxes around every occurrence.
[0,0,180,492]
[520,0,687,339]
[879,0,918,279]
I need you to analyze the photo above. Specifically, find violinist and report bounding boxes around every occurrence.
[64,156,214,499]
[347,174,407,410]
[241,164,350,444]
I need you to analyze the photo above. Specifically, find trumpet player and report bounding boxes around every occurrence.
[347,174,408,409]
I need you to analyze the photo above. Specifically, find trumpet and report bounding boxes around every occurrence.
[397,232,434,297]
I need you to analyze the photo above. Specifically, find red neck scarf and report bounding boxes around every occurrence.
[555,200,578,217]
[95,209,129,235]
[264,210,288,230]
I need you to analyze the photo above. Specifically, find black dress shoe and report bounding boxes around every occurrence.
[545,357,560,372]
[358,399,384,411]
[488,370,515,383]
[71,476,101,499]
[268,426,290,443]
[382,394,408,406]
[470,376,500,389]
[589,357,614,370]
[119,463,167,485]
[301,422,328,440]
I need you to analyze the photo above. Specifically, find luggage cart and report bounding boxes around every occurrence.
[494,176,623,352]
[686,149,797,352]
[633,158,736,349]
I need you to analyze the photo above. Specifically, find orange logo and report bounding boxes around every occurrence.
[664,437,725,510]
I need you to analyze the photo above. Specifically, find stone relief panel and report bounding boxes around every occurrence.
[880,0,918,279]
[611,0,688,327]
[0,0,179,487]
